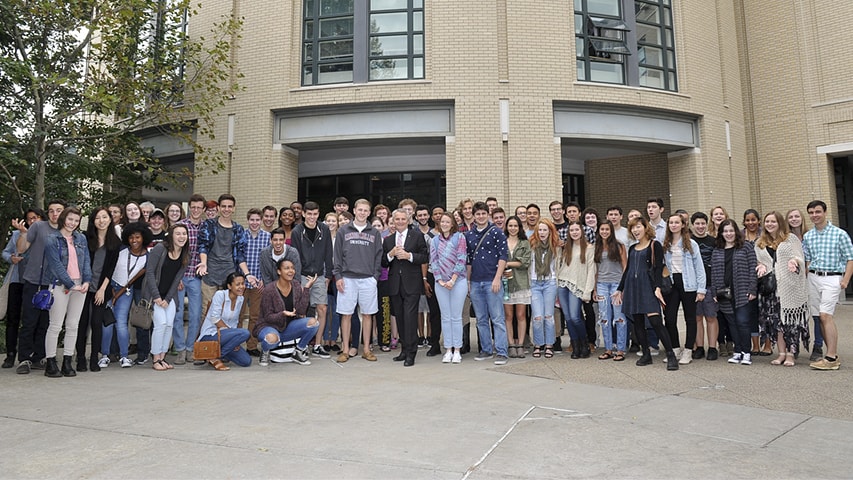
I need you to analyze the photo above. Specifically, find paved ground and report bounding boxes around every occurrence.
[1,305,851,479]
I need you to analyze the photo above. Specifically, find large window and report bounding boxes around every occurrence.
[574,0,677,91]
[303,0,424,86]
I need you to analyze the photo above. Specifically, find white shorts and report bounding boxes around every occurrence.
[336,277,378,315]
[808,274,842,316]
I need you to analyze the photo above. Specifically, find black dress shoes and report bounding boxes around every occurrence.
[403,356,415,367]
[425,347,441,357]
[393,353,406,362]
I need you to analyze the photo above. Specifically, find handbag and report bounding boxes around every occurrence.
[32,257,55,311]
[129,299,153,329]
[715,286,733,302]
[102,304,117,327]
[269,338,301,363]
[193,328,221,360]
[660,266,674,296]
[757,271,776,296]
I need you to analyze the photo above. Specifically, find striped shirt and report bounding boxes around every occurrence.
[429,232,468,282]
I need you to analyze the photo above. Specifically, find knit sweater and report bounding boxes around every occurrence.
[711,245,757,313]
[557,245,596,301]
[754,235,809,325]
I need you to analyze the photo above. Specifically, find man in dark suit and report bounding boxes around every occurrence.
[382,209,429,366]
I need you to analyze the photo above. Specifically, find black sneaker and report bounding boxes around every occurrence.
[2,356,15,369]
[692,347,705,360]
[134,356,149,366]
[553,337,563,351]
[312,345,331,359]
[706,348,719,361]
[15,360,31,374]
[330,344,341,352]
[292,348,312,365]
[30,358,45,370]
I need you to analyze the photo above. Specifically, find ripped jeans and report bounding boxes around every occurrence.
[597,281,627,352]
[530,279,557,346]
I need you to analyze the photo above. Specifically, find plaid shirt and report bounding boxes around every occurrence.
[198,218,248,271]
[803,221,853,273]
[244,229,271,288]
[179,219,203,279]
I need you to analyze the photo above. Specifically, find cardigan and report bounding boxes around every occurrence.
[141,243,187,304]
[254,279,311,337]
[505,239,531,293]
[557,245,596,301]
[711,244,757,313]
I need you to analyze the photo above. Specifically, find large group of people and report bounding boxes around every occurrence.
[2,192,851,377]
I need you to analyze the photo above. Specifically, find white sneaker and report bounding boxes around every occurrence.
[442,351,453,363]
[98,357,110,368]
[740,352,752,365]
[672,347,682,358]
[679,349,692,365]
[452,351,462,364]
[120,357,133,368]
[727,352,743,364]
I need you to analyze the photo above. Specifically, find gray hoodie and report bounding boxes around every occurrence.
[333,222,383,280]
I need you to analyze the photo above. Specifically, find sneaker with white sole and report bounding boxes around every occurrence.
[494,355,508,365]
[809,357,841,370]
[292,348,312,365]
[740,352,752,365]
[312,345,331,359]
[727,352,743,364]
[452,351,462,364]
[98,357,110,368]
[120,357,133,368]
[259,351,270,367]
[474,351,493,361]
[442,351,453,363]
[679,349,692,365]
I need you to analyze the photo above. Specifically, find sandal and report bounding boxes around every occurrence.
[544,347,554,358]
[390,338,399,350]
[152,360,167,371]
[517,346,526,359]
[532,347,541,358]
[508,345,518,358]
[209,359,230,371]
[783,353,795,367]
[380,345,391,352]
[598,351,614,360]
[613,352,625,362]
[159,359,174,370]
[771,354,786,366]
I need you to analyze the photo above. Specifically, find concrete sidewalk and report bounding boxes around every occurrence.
[1,306,850,479]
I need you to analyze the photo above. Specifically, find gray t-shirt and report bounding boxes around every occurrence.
[21,221,58,285]
[205,223,233,286]
[597,249,624,284]
[89,247,106,293]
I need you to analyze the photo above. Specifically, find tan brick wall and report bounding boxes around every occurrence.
[183,0,846,224]
[586,153,670,217]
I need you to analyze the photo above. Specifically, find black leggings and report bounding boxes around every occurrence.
[76,291,105,360]
[663,274,697,350]
[632,313,673,353]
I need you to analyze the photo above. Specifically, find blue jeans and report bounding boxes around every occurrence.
[557,287,588,343]
[257,319,319,352]
[812,316,824,348]
[597,282,627,352]
[102,289,132,358]
[200,328,251,367]
[720,300,756,355]
[435,280,468,348]
[469,281,508,356]
[530,279,557,346]
[173,276,202,352]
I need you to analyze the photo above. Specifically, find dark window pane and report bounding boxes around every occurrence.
[320,39,353,59]
[320,17,353,37]
[320,0,353,16]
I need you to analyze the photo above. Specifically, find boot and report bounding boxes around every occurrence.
[89,356,101,372]
[44,357,62,378]
[666,351,679,371]
[580,342,591,358]
[61,355,77,377]
[636,348,653,366]
[570,340,580,359]
[76,355,88,372]
[461,323,471,354]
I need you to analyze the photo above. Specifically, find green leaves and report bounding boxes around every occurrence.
[0,0,241,228]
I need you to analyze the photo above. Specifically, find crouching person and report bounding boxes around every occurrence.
[197,272,252,371]
[256,258,320,366]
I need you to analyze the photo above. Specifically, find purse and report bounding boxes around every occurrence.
[715,286,733,302]
[32,257,55,311]
[102,304,117,327]
[757,271,776,296]
[193,328,221,361]
[129,299,153,329]
[660,266,674,296]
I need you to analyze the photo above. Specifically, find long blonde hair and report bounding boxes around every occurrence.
[756,211,789,249]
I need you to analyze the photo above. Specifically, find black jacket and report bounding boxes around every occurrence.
[290,222,334,277]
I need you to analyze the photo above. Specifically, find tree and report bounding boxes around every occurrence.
[0,0,241,227]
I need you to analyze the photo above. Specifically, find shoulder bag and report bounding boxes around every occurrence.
[193,327,221,360]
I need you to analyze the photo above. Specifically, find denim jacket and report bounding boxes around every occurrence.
[45,231,92,288]
[664,238,707,294]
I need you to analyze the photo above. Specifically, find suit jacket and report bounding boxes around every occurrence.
[382,228,429,297]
